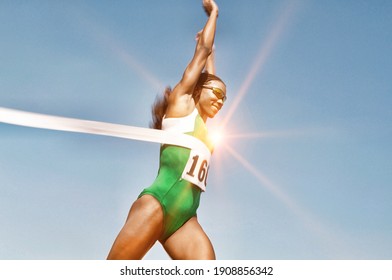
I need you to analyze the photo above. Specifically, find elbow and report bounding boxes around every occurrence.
[196,44,212,57]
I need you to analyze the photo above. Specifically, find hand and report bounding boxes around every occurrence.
[202,0,218,16]
[195,29,203,42]
[195,29,215,50]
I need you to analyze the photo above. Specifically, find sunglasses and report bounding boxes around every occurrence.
[202,86,227,103]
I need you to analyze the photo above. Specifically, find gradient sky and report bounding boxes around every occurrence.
[1,0,391,260]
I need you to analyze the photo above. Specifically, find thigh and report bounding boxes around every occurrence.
[161,216,215,260]
[107,195,164,260]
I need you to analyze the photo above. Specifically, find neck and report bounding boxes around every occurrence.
[195,104,208,123]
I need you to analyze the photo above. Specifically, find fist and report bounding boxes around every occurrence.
[203,0,218,16]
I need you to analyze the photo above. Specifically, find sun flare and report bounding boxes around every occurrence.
[210,130,224,145]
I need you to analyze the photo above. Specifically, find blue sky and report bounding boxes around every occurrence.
[1,0,391,259]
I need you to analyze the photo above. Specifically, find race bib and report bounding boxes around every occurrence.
[181,149,211,191]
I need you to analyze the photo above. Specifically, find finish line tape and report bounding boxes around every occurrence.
[0,107,211,157]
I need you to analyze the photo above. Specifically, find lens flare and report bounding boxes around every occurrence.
[221,141,353,258]
[221,1,300,129]
[74,12,165,90]
[210,130,224,145]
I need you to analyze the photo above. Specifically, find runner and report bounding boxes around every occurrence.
[107,0,226,260]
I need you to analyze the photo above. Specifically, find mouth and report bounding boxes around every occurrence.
[212,104,221,112]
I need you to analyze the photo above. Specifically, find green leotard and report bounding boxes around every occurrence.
[139,109,213,241]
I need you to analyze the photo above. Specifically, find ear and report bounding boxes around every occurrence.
[193,87,202,103]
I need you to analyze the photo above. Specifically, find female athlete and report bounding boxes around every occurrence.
[107,0,226,260]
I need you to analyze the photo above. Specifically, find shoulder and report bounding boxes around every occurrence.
[162,108,199,132]
[165,85,196,118]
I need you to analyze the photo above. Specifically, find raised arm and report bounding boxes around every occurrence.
[166,0,219,116]
[205,45,216,74]
[195,30,216,74]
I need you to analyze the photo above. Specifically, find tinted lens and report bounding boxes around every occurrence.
[203,86,226,102]
[212,88,226,102]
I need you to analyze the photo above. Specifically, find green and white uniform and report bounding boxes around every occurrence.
[139,109,213,241]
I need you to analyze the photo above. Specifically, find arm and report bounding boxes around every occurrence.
[167,0,219,115]
[196,30,216,74]
[205,45,215,74]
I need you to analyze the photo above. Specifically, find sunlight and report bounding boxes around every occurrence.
[225,125,343,140]
[75,12,165,91]
[223,143,299,211]
[222,142,352,257]
[210,130,224,146]
[221,1,300,129]
[225,131,293,140]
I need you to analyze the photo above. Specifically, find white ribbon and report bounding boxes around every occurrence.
[0,107,211,157]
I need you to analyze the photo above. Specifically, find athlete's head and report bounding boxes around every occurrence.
[193,72,226,119]
[149,72,226,129]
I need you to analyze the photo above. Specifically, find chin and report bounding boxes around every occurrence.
[208,111,218,118]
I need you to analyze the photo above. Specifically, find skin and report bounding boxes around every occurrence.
[107,0,225,260]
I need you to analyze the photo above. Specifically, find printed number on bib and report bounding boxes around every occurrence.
[181,150,211,191]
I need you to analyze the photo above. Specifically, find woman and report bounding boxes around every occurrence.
[107,0,226,260]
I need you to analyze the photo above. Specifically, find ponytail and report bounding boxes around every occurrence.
[149,86,171,129]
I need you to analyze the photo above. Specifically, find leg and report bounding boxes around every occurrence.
[107,195,164,260]
[161,216,215,260]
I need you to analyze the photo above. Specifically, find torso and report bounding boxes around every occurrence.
[138,109,213,240]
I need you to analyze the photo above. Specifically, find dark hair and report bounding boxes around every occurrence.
[150,86,171,129]
[150,72,225,129]
[193,72,225,103]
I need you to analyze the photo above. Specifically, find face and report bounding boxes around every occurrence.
[197,80,227,119]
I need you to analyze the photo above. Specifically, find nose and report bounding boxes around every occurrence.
[216,98,224,105]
